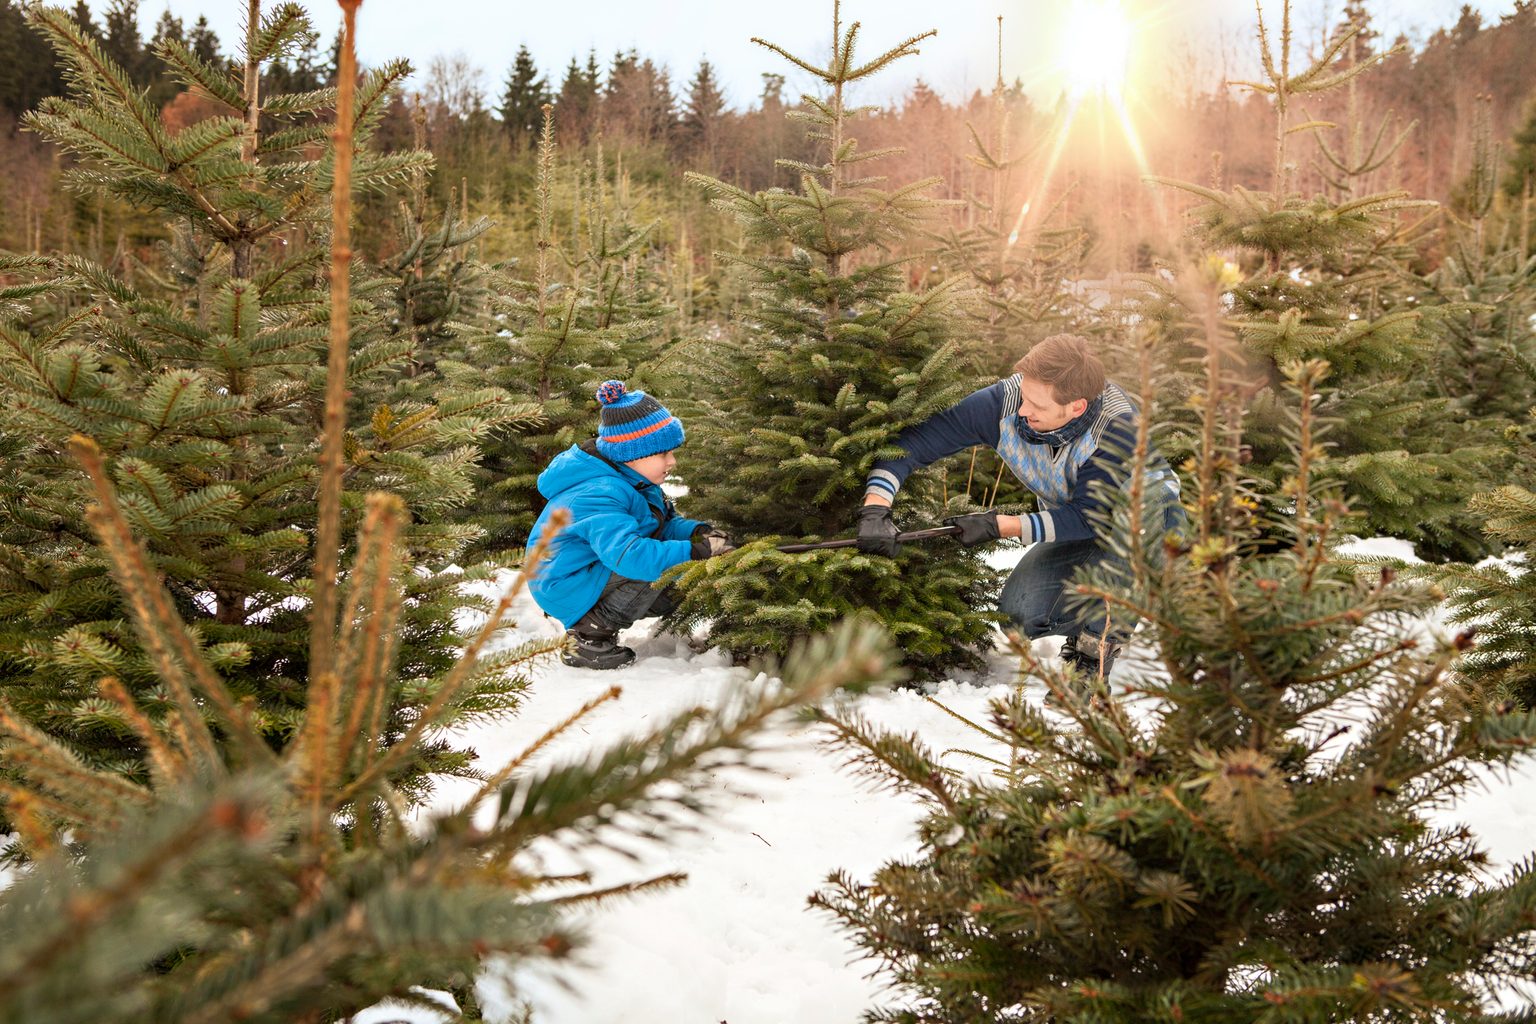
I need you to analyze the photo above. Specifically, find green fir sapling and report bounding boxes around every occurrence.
[811,267,1536,1024]
[0,1,528,803]
[669,0,997,678]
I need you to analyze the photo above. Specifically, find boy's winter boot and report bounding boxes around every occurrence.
[561,626,636,670]
[1060,631,1119,681]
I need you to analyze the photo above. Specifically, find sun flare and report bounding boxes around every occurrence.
[1059,0,1133,100]
[1008,0,1159,253]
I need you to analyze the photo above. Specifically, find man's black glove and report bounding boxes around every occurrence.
[855,504,900,557]
[944,510,1002,547]
[690,524,736,559]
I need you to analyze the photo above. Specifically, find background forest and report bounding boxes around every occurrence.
[6,0,1536,277]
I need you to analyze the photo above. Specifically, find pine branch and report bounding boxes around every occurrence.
[69,435,267,769]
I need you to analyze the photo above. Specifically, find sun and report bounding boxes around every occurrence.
[1008,0,1157,252]
[1058,0,1134,100]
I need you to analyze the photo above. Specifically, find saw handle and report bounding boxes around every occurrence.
[776,525,961,554]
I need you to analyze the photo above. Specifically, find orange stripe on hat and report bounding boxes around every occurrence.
[604,416,678,444]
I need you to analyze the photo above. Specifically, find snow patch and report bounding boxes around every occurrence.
[420,545,1536,1023]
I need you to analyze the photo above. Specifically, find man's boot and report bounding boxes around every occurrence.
[1060,632,1120,681]
[561,626,635,670]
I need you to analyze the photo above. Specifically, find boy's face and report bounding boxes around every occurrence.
[1017,375,1088,432]
[625,448,677,485]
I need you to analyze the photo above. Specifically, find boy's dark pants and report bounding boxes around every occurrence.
[570,573,679,637]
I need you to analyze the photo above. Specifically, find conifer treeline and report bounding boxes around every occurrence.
[6,0,1536,263]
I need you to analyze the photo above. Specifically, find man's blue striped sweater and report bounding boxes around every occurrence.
[865,377,1174,545]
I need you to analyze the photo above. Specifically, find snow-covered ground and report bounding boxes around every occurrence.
[352,538,1536,1024]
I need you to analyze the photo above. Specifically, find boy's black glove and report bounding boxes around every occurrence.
[690,524,736,559]
[944,510,1001,547]
[855,504,900,557]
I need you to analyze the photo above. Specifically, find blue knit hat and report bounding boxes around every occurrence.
[594,380,685,462]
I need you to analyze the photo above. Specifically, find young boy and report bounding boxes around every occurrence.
[526,380,734,669]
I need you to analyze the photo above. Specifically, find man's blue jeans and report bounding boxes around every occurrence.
[997,502,1185,644]
[997,537,1120,642]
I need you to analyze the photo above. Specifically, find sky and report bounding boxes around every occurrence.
[95,0,1524,109]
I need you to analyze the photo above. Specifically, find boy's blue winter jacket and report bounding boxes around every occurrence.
[526,442,704,628]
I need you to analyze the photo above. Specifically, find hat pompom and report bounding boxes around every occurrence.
[596,380,627,406]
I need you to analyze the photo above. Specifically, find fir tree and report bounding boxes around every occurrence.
[672,1,997,678]
[187,15,222,66]
[148,12,184,51]
[1418,94,1536,424]
[1506,97,1536,203]
[554,50,600,144]
[0,24,903,1015]
[1311,0,1415,202]
[384,203,498,359]
[99,0,148,88]
[1389,91,1536,612]
[1437,351,1536,708]
[378,116,504,369]
[678,58,727,168]
[604,49,673,145]
[0,0,66,118]
[145,11,186,106]
[498,43,548,151]
[811,268,1536,1023]
[1332,0,1379,60]
[0,2,525,801]
[452,106,665,556]
[1148,1,1500,561]
[66,0,95,37]
[937,18,1084,379]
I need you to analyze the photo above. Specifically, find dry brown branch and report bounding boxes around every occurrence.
[310,0,361,680]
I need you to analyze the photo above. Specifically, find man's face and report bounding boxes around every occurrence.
[1016,376,1088,432]
[624,448,677,485]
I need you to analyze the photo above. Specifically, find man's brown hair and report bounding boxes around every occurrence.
[1012,334,1106,404]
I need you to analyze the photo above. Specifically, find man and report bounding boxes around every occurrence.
[856,334,1182,678]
